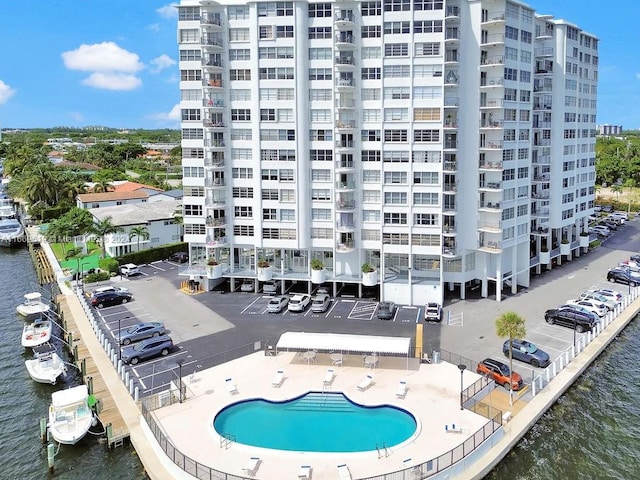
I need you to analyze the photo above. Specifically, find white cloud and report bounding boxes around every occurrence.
[0,80,16,104]
[148,23,161,32]
[157,4,178,18]
[150,104,181,122]
[82,72,142,91]
[62,42,143,73]
[150,54,176,74]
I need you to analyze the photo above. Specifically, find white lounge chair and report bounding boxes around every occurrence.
[323,369,335,387]
[243,457,260,476]
[337,463,352,480]
[396,381,407,399]
[298,465,312,479]
[272,370,284,387]
[225,378,238,394]
[357,375,373,391]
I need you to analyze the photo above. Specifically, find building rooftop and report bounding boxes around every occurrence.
[89,199,179,226]
[78,190,149,203]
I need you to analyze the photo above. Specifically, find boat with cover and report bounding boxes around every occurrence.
[0,195,16,220]
[16,292,50,317]
[21,317,53,348]
[0,217,24,247]
[25,344,67,384]
[48,385,95,445]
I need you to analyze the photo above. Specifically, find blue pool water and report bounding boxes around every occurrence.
[213,392,417,452]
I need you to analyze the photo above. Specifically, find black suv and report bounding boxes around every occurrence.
[168,251,189,263]
[607,268,639,287]
[90,291,132,308]
[544,308,598,333]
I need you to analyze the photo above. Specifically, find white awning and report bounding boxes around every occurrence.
[276,332,411,356]
[51,385,88,408]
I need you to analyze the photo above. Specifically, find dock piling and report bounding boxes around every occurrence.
[47,443,55,473]
[40,418,48,444]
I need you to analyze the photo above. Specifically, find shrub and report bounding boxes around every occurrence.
[310,258,324,270]
[361,263,375,273]
[84,271,111,283]
[99,257,120,274]
[257,258,270,268]
[207,258,219,266]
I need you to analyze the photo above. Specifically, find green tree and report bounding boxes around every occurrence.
[45,208,95,254]
[92,168,127,184]
[92,181,113,193]
[624,179,637,213]
[90,216,123,259]
[128,225,150,252]
[18,162,64,206]
[65,246,86,279]
[495,311,526,405]
[610,183,623,203]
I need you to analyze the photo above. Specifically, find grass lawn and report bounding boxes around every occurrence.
[51,242,102,272]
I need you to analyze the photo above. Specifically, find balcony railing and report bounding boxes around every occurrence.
[205,99,225,107]
[481,141,503,149]
[201,16,222,27]
[481,33,505,45]
[336,120,356,128]
[201,37,224,48]
[480,119,503,128]
[336,160,354,169]
[335,56,355,65]
[336,140,354,148]
[480,55,504,66]
[336,78,355,87]
[480,181,502,189]
[480,77,504,87]
[443,161,457,171]
[336,201,356,210]
[335,12,355,22]
[335,34,354,44]
[206,217,226,227]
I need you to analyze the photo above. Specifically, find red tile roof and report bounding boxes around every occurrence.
[77,191,149,202]
[112,181,163,193]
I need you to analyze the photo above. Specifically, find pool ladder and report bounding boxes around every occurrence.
[376,443,390,459]
[219,432,236,449]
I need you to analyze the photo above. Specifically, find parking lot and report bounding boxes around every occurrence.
[84,215,639,398]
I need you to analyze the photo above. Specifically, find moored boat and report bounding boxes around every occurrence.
[21,317,52,348]
[0,217,24,247]
[16,292,50,317]
[48,385,95,445]
[25,344,67,384]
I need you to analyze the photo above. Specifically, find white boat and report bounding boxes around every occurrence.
[25,344,67,385]
[0,218,24,247]
[48,385,95,445]
[0,195,16,220]
[21,317,53,348]
[16,292,50,317]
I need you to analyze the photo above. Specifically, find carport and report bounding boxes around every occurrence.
[275,331,412,369]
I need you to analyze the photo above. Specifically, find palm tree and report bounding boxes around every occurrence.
[65,246,85,280]
[90,216,123,259]
[495,311,526,406]
[624,179,636,213]
[610,183,623,204]
[129,225,150,252]
[92,181,113,193]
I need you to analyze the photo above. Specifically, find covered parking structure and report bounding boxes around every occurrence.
[275,331,413,368]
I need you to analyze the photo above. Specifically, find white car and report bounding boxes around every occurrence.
[566,298,608,317]
[609,212,628,221]
[267,295,289,313]
[120,263,140,277]
[89,286,130,297]
[579,292,615,311]
[591,225,610,236]
[593,288,624,305]
[288,294,311,312]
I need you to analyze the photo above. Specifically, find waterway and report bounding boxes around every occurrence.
[2,248,637,479]
[0,249,146,479]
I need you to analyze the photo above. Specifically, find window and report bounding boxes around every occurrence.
[309,48,332,60]
[309,130,333,141]
[261,129,295,141]
[414,108,440,121]
[311,189,331,200]
[184,224,205,235]
[383,151,409,162]
[383,65,410,78]
[363,170,381,182]
[309,69,332,81]
[310,109,332,122]
[363,210,381,222]
[414,20,443,33]
[183,166,205,178]
[385,43,409,57]
[262,190,279,201]
[276,26,294,38]
[311,169,331,182]
[179,7,200,21]
[414,213,437,225]
[232,168,253,179]
[362,150,381,161]
[182,129,203,140]
[309,89,332,101]
[414,130,439,142]
[229,28,250,42]
[413,192,438,205]
[384,108,408,121]
[228,6,249,20]
[362,1,382,16]
[384,171,407,184]
[232,187,253,198]
[384,192,407,204]
[259,47,294,59]
[180,50,201,61]
[384,213,407,225]
[363,190,381,203]
[384,22,410,34]
[312,208,331,220]
[261,109,276,121]
[384,0,410,11]
[230,69,251,81]
[414,172,439,184]
[234,225,254,236]
[362,68,381,80]
[361,26,381,38]
[231,109,251,121]
[235,206,253,218]
[280,189,295,202]
[361,47,381,59]
[180,89,201,101]
[180,70,202,81]
[504,68,518,81]
[362,88,381,101]
[230,89,251,101]
[179,29,199,43]
[308,27,332,39]
[520,31,532,44]
[259,26,274,40]
[413,86,440,99]
[415,43,440,57]
[229,49,250,61]
[257,2,293,16]
[505,26,518,41]
[181,109,200,121]
[310,150,333,161]
[231,148,252,160]
[384,130,408,142]
[279,169,295,182]
[384,87,410,100]
[308,3,332,17]
[413,0,443,11]
[259,67,294,80]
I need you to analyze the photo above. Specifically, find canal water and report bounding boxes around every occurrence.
[2,248,637,479]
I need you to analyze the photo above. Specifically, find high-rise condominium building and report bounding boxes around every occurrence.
[177,0,598,304]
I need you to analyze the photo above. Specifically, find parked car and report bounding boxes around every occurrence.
[593,205,602,213]
[578,292,616,311]
[168,251,189,263]
[591,225,610,236]
[262,281,278,295]
[424,302,443,322]
[377,302,397,320]
[609,212,628,221]
[601,220,618,231]
[88,286,129,298]
[544,308,598,333]
[502,339,550,368]
[240,279,255,292]
[311,293,331,313]
[90,291,132,308]
[119,321,166,345]
[267,295,289,313]
[316,286,330,295]
[288,294,311,312]
[121,335,173,365]
[476,358,524,391]
[631,254,640,264]
[601,205,614,213]
[607,267,640,287]
[120,263,140,277]
[565,298,608,317]
[594,288,624,304]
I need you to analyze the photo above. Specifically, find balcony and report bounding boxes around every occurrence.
[443,161,457,172]
[535,47,554,58]
[335,33,355,48]
[205,236,228,247]
[336,221,356,233]
[445,30,460,43]
[205,139,225,149]
[445,5,460,19]
[532,104,552,111]
[479,162,502,170]
[335,140,354,150]
[205,217,227,227]
[532,121,551,129]
[204,98,225,108]
[336,240,355,253]
[202,59,224,70]
[443,183,457,193]
[480,98,503,109]
[336,200,356,211]
[531,191,550,200]
[336,159,355,172]
[532,174,550,183]
[204,120,225,129]
[335,98,356,109]
[480,77,504,88]
[204,78,224,89]
[204,158,225,169]
[205,178,225,188]
[442,224,457,235]
[336,181,356,191]
[479,201,501,210]
[201,37,224,50]
[479,181,502,190]
[533,138,552,147]
[480,119,503,128]
[443,96,460,107]
[201,16,223,29]
[480,141,503,150]
[336,78,356,90]
[335,120,356,130]
[480,55,504,67]
[442,244,457,256]
[205,195,226,207]
[334,12,355,28]
[482,12,505,24]
[478,221,501,233]
[335,56,356,69]
[481,33,505,46]
[531,208,550,218]
[444,51,460,64]
[478,241,502,253]
[532,155,550,165]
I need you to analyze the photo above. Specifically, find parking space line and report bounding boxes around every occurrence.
[147,264,166,271]
[325,300,339,317]
[241,296,264,314]
[138,378,147,389]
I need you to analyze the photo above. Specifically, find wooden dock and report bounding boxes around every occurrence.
[27,231,56,284]
[56,295,129,448]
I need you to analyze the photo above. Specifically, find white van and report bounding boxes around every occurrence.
[311,294,331,313]
[120,263,140,277]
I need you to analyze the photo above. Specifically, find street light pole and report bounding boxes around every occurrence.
[457,364,467,410]
[177,359,185,404]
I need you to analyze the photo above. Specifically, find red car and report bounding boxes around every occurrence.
[476,358,524,391]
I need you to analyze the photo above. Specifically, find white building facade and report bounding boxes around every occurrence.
[177,0,598,303]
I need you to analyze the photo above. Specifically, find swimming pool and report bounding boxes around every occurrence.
[213,392,417,452]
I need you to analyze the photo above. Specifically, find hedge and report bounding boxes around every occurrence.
[116,242,188,266]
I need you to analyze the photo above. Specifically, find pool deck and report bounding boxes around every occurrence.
[150,351,490,479]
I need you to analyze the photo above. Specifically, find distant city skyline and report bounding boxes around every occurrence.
[0,0,639,129]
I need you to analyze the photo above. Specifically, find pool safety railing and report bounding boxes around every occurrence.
[376,443,389,459]
[219,433,236,449]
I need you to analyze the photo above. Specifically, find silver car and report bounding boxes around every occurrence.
[119,321,166,345]
[267,295,289,313]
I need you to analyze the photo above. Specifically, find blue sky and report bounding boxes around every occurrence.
[0,0,637,129]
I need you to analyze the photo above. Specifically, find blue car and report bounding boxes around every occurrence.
[502,339,550,368]
[121,335,173,365]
